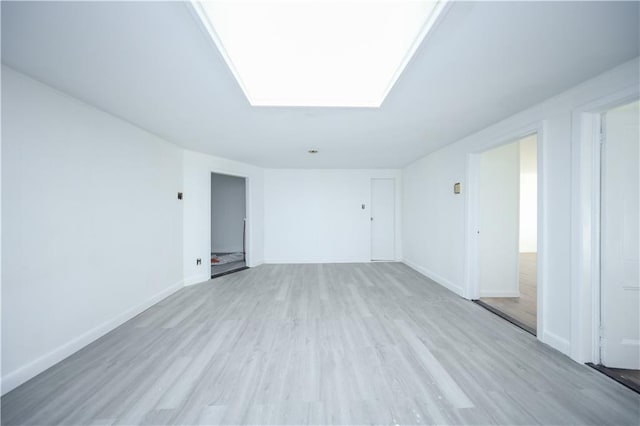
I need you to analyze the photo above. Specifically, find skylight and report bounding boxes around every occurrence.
[192,0,446,107]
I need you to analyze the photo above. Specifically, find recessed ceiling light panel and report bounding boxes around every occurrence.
[191,0,448,107]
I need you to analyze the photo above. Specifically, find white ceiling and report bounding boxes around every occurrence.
[2,1,638,168]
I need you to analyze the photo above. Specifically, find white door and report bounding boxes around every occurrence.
[371,178,395,261]
[601,100,640,369]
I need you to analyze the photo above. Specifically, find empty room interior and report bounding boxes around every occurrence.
[477,134,539,334]
[1,1,639,425]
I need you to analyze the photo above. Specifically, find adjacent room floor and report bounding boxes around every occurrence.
[2,263,638,425]
[481,252,537,333]
[211,252,246,277]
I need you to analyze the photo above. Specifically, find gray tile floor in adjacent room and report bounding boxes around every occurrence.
[2,263,639,425]
[211,252,247,277]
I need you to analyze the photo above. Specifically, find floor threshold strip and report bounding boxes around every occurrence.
[211,266,249,279]
[473,299,536,336]
[586,363,640,395]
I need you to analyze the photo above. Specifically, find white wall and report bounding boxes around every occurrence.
[264,169,402,263]
[183,150,263,286]
[403,57,640,357]
[478,142,520,297]
[211,173,246,253]
[1,67,184,393]
[519,135,538,252]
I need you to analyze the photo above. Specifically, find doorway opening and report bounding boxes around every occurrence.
[474,134,538,335]
[587,99,640,393]
[210,172,248,278]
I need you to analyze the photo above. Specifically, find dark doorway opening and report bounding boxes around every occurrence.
[211,173,247,278]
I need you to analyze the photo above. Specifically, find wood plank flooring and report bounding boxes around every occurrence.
[481,253,538,332]
[2,263,639,425]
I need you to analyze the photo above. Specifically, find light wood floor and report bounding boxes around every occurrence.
[481,253,537,332]
[2,263,638,425]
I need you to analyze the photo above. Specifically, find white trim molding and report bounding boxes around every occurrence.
[569,85,640,364]
[1,281,184,395]
[463,120,548,341]
[264,259,398,265]
[541,329,572,355]
[184,274,212,287]
[403,258,464,297]
[479,291,520,298]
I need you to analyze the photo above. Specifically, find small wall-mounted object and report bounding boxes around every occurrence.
[177,192,183,200]
[196,258,201,265]
[453,182,461,194]
[362,204,365,210]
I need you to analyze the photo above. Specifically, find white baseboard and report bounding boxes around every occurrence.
[479,291,520,298]
[183,274,211,287]
[402,258,464,297]
[541,329,571,356]
[264,259,400,264]
[1,280,183,395]
[264,259,365,264]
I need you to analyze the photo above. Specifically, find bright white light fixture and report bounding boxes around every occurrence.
[192,0,447,107]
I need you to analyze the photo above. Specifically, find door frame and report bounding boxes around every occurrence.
[210,170,251,267]
[464,121,547,337]
[370,177,396,261]
[570,86,640,364]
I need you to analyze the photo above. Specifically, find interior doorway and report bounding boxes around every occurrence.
[590,100,640,391]
[210,172,248,278]
[474,134,539,335]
